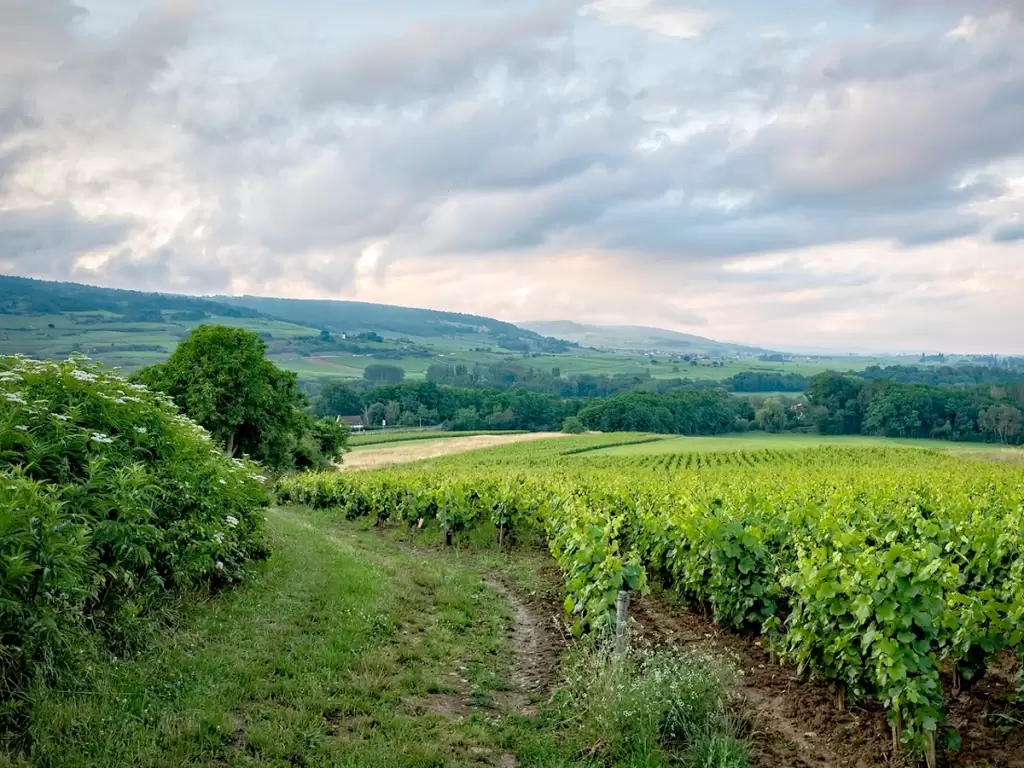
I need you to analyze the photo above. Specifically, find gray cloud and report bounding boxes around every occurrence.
[0,204,137,277]
[992,223,1024,242]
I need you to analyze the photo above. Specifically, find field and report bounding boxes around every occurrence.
[589,432,1024,460]
[0,306,929,385]
[278,434,1024,767]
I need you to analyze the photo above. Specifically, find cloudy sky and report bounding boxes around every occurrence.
[1,0,1023,353]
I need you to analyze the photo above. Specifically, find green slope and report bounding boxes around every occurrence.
[520,320,770,356]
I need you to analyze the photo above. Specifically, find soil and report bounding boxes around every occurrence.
[630,593,1024,768]
[340,433,568,470]
[484,575,568,715]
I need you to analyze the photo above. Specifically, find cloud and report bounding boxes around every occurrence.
[992,222,1024,242]
[0,0,1021,351]
[582,0,719,39]
[302,4,575,107]
[0,204,137,277]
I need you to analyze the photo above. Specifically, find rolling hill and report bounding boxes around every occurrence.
[519,320,771,356]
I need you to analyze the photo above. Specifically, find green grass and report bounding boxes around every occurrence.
[6,506,750,767]
[587,432,1024,458]
[6,507,552,767]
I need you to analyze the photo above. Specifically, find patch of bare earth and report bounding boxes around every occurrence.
[630,594,1024,768]
[340,433,568,470]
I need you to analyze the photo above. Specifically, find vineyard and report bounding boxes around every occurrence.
[277,442,1024,764]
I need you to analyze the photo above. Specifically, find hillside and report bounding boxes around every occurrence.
[216,296,573,354]
[520,320,771,356]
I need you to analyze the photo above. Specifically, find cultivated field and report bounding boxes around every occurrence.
[280,434,1024,767]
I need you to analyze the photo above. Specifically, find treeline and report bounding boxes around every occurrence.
[313,380,577,432]
[312,379,756,436]
[856,364,1024,388]
[808,373,1024,444]
[424,361,810,396]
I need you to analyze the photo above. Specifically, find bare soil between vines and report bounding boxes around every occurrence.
[630,594,1024,768]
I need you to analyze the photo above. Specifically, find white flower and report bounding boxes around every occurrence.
[70,370,97,382]
[90,432,114,444]
[218,479,227,485]
[0,373,23,382]
[225,515,239,527]
[134,427,148,434]
[215,561,225,572]
[14,425,28,431]
[54,414,69,422]
[250,475,267,483]
[4,392,26,404]
[213,532,225,544]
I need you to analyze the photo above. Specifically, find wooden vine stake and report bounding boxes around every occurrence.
[891,709,903,753]
[924,732,937,768]
[836,683,846,712]
[441,504,450,546]
[615,590,630,656]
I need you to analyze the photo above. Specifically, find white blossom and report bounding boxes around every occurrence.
[0,372,23,382]
[70,370,97,382]
[4,393,26,404]
[213,532,225,544]
[90,432,114,444]
[225,515,239,527]
[134,426,148,434]
[14,425,29,431]
[215,561,225,572]
[54,414,70,422]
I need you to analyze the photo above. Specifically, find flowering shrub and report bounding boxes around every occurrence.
[0,355,270,724]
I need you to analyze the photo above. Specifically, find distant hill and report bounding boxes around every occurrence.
[520,320,771,356]
[216,296,574,354]
[0,275,267,323]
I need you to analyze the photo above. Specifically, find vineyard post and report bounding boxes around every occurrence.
[615,590,630,655]
[925,732,937,768]
[441,503,449,546]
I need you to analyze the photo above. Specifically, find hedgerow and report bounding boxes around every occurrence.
[0,355,270,728]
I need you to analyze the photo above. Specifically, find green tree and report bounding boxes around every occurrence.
[312,380,363,417]
[135,325,301,466]
[363,363,405,384]
[562,416,586,434]
[756,398,788,433]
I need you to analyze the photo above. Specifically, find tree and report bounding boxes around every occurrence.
[319,329,331,342]
[756,398,788,433]
[980,404,1023,444]
[562,416,586,434]
[384,400,401,426]
[312,380,363,417]
[135,325,301,466]
[363,363,405,384]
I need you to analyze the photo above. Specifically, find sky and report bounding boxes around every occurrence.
[1,0,1023,354]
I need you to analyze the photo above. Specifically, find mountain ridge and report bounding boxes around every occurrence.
[518,320,772,356]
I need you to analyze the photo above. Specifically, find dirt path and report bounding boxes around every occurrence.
[484,576,567,716]
[341,432,567,470]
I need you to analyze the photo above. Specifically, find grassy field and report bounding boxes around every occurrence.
[585,431,1024,459]
[10,507,550,767]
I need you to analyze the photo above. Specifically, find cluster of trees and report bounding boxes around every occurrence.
[313,380,577,432]
[136,326,348,470]
[807,372,1024,444]
[856,364,1024,388]
[576,391,753,435]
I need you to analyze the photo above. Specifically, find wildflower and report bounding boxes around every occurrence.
[0,372,23,382]
[4,393,26,404]
[213,532,225,544]
[90,432,114,444]
[215,561,225,572]
[218,479,227,485]
[70,369,97,382]
[54,414,70,422]
[251,475,267,483]
[134,426,148,434]
[14,425,28,431]
[225,515,239,527]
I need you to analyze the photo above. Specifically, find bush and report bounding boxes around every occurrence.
[561,416,586,434]
[0,355,270,727]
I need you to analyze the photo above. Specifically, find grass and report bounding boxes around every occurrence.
[5,506,750,768]
[587,432,1024,459]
